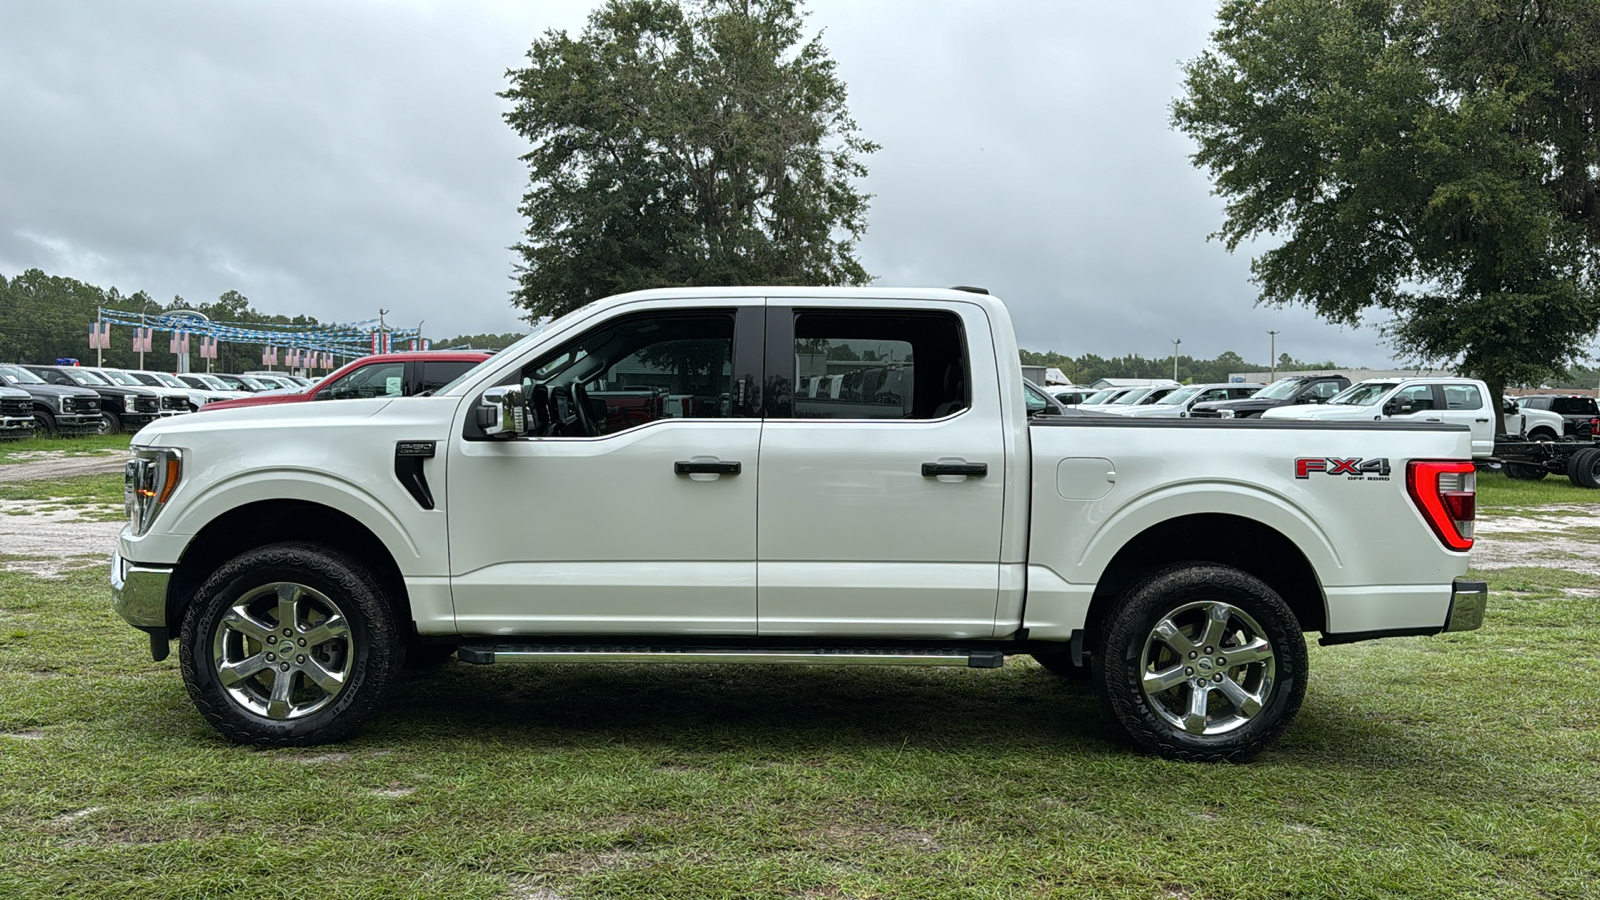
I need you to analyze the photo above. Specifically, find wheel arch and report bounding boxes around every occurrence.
[1528,426,1559,441]
[165,499,412,635]
[1082,513,1327,647]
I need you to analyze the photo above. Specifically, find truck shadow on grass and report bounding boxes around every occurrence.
[339,660,1442,770]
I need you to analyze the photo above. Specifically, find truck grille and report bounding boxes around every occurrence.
[0,398,28,418]
[1188,408,1222,418]
[80,397,101,413]
[135,396,160,413]
[160,395,184,411]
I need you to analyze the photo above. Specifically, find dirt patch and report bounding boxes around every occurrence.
[1475,505,1600,575]
[0,449,129,482]
[0,501,123,578]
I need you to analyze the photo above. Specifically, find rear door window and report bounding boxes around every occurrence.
[782,311,967,420]
[1442,384,1483,410]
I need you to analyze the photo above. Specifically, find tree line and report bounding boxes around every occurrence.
[1019,348,1340,387]
[0,268,354,375]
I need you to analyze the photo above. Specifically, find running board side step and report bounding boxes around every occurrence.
[456,643,1004,669]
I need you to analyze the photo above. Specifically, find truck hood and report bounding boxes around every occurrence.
[1260,403,1377,420]
[133,394,400,446]
[1189,397,1286,414]
[9,383,99,402]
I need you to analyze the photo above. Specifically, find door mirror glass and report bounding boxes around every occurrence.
[477,385,528,437]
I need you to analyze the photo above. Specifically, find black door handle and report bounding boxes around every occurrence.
[1475,418,1489,423]
[922,462,988,477]
[675,460,741,475]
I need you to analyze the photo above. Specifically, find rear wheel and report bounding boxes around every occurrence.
[1504,462,1547,481]
[1094,564,1306,762]
[1568,448,1600,489]
[179,543,402,746]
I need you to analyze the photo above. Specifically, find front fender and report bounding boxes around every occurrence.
[119,469,428,573]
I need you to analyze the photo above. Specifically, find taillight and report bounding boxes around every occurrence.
[1407,460,1475,551]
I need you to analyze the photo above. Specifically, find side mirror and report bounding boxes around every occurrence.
[1384,400,1409,416]
[476,385,527,437]
[312,390,332,401]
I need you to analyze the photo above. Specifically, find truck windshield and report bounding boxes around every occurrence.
[0,365,46,385]
[97,369,143,387]
[1329,382,1398,406]
[1156,386,1202,405]
[1081,389,1118,404]
[1254,379,1309,401]
[65,369,109,386]
[1111,388,1155,405]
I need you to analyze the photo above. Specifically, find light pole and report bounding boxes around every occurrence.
[1172,339,1182,382]
[1268,330,1279,381]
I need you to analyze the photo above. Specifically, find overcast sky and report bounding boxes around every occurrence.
[0,0,1399,366]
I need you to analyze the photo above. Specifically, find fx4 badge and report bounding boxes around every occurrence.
[1295,457,1391,480]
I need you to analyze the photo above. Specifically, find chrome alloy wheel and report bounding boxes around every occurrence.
[1140,600,1276,737]
[211,582,354,720]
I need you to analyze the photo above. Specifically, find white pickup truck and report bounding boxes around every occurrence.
[112,288,1486,762]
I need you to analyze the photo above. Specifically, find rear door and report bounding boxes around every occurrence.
[755,301,1007,638]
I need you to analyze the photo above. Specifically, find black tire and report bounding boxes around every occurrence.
[1570,448,1600,489]
[1528,428,1558,442]
[1504,462,1547,481]
[34,410,56,436]
[179,542,403,746]
[98,410,122,435]
[1093,563,1307,763]
[1031,649,1091,680]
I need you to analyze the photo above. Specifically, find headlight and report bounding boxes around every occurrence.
[124,448,183,536]
[1219,409,1235,419]
[59,395,72,412]
[124,394,136,412]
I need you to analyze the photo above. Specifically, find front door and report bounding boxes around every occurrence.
[447,303,765,635]
[755,303,1007,639]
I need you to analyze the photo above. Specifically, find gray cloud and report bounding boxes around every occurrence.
[1,0,1395,364]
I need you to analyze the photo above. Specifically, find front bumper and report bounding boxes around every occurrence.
[1444,578,1488,632]
[0,417,35,438]
[54,412,102,433]
[110,550,172,630]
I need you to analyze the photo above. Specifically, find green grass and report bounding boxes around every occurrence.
[0,432,131,464]
[0,472,125,520]
[1477,469,1600,509]
[0,563,1596,899]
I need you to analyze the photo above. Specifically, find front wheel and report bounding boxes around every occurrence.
[98,410,122,435]
[179,543,402,746]
[1094,564,1306,762]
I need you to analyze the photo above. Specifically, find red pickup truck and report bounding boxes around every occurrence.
[200,352,491,412]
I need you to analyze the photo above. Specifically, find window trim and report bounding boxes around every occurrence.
[767,306,971,424]
[464,306,760,442]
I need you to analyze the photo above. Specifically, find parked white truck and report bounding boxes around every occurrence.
[112,288,1486,761]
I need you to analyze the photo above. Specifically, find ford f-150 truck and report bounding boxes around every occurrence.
[111,288,1485,762]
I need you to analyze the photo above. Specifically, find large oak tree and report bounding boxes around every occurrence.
[500,0,876,321]
[1175,0,1600,427]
